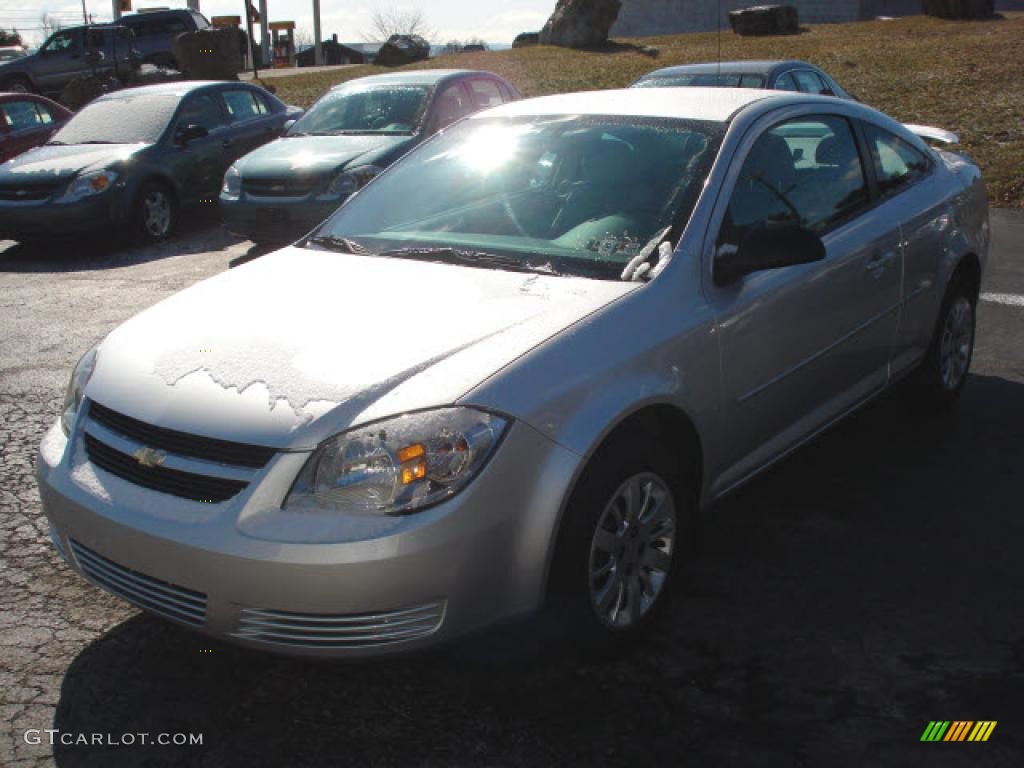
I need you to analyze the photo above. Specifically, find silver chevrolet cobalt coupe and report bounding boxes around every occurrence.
[38,88,988,656]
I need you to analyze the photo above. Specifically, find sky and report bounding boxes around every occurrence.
[3,0,555,47]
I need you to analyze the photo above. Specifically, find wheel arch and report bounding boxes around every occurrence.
[951,251,981,300]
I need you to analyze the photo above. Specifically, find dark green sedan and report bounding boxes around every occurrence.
[220,69,519,243]
[0,81,299,243]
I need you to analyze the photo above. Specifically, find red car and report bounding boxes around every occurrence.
[0,93,72,163]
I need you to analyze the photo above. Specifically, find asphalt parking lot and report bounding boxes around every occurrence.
[1,210,1022,767]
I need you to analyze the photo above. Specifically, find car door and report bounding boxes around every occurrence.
[169,92,231,203]
[704,112,902,491]
[219,87,282,160]
[860,121,950,375]
[34,29,87,92]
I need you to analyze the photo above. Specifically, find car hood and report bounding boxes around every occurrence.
[86,247,636,450]
[0,143,146,183]
[235,134,416,180]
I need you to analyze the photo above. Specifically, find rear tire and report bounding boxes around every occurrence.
[912,271,977,409]
[2,76,33,94]
[547,436,693,653]
[133,181,177,242]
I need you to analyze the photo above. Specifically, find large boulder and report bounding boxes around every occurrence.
[512,32,540,48]
[375,34,430,67]
[172,27,241,80]
[728,5,799,36]
[539,0,622,48]
[921,0,994,18]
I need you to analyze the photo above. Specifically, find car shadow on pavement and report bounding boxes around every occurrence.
[0,211,240,273]
[49,374,1024,766]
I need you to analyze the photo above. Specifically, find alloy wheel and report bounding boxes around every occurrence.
[588,472,676,630]
[142,190,172,238]
[939,296,973,391]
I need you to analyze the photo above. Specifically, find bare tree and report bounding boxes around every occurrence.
[293,27,314,50]
[39,12,62,40]
[363,8,435,42]
[443,40,463,55]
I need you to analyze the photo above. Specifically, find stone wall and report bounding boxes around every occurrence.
[610,0,1022,37]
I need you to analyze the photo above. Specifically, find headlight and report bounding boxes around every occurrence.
[318,164,382,201]
[221,164,241,200]
[58,170,118,204]
[61,345,98,435]
[285,408,508,516]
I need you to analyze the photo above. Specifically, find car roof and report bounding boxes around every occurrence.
[94,81,253,102]
[639,60,812,79]
[476,87,789,123]
[120,9,194,20]
[329,69,499,91]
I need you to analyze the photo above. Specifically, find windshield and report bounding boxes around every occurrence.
[635,73,765,88]
[288,84,430,136]
[49,93,180,145]
[309,115,724,280]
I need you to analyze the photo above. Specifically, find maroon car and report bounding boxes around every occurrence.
[0,93,72,163]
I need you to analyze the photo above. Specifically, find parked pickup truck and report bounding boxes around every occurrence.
[0,25,140,96]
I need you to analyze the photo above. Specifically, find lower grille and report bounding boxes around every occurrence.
[84,433,247,503]
[232,601,445,649]
[0,183,58,201]
[70,540,207,627]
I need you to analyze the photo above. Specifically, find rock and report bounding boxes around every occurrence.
[921,0,994,19]
[539,0,622,48]
[728,5,799,36]
[375,34,431,67]
[172,27,241,81]
[512,32,540,48]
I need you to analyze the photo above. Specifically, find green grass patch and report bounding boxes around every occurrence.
[269,13,1024,207]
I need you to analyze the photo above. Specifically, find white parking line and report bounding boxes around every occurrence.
[981,292,1024,307]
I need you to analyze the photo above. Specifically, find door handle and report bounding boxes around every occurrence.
[865,251,896,274]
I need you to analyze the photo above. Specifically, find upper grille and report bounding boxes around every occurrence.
[232,601,446,649]
[70,539,207,627]
[85,433,247,502]
[88,401,275,469]
[0,182,60,202]
[243,176,322,197]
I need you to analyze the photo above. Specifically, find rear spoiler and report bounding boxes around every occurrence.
[903,124,959,145]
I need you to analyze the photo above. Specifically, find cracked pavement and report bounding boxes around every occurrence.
[1,212,1023,766]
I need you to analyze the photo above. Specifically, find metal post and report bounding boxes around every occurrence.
[245,0,259,79]
[259,0,269,67]
[111,0,122,22]
[313,0,322,66]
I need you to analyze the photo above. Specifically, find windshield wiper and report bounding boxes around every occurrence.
[377,246,562,276]
[77,140,119,145]
[305,234,373,254]
[45,140,66,146]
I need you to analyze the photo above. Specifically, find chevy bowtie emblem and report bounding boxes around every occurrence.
[133,446,167,468]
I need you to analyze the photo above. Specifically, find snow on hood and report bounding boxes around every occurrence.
[236,134,415,181]
[0,143,145,182]
[86,247,636,449]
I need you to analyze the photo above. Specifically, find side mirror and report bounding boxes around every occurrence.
[175,123,208,146]
[714,221,825,286]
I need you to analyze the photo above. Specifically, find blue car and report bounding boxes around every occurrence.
[220,69,520,243]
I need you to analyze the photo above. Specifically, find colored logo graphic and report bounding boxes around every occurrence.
[921,721,997,742]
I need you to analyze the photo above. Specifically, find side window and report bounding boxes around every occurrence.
[862,123,931,198]
[792,70,827,95]
[176,93,227,133]
[739,74,766,88]
[467,79,504,110]
[430,84,473,132]
[719,115,868,248]
[35,103,55,125]
[1,101,44,132]
[774,73,799,92]
[87,30,105,50]
[222,89,266,122]
[42,30,78,54]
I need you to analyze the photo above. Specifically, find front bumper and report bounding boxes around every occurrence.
[37,416,580,658]
[0,191,128,241]
[220,193,342,242]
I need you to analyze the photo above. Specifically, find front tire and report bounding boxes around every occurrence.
[134,181,176,242]
[914,271,977,408]
[2,76,33,94]
[548,440,692,650]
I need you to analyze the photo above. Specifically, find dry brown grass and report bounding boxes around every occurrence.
[269,13,1024,207]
